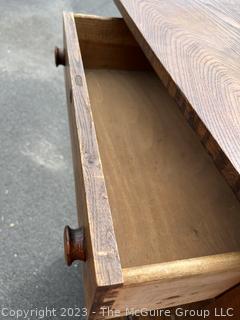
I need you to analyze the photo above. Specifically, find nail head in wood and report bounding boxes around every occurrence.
[64,226,86,265]
[55,47,66,67]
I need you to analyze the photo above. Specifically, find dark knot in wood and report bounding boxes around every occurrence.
[64,226,86,265]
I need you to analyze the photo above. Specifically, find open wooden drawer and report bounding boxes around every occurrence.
[57,13,240,320]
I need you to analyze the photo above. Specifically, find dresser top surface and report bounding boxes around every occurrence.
[115,0,240,177]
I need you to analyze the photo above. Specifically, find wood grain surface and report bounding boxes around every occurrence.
[63,12,123,317]
[109,253,240,316]
[116,299,213,320]
[206,284,240,320]
[115,0,240,199]
[86,69,240,268]
[115,285,239,320]
[63,11,240,319]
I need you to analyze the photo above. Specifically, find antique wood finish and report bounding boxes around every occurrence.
[206,285,240,319]
[63,12,123,317]
[86,69,240,268]
[118,300,213,320]
[116,285,240,319]
[74,14,150,70]
[114,0,240,199]
[64,226,85,265]
[110,253,240,316]
[61,12,240,320]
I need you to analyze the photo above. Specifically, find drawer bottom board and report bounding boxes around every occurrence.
[85,69,240,269]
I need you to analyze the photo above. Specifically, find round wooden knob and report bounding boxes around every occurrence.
[64,226,86,265]
[55,47,65,67]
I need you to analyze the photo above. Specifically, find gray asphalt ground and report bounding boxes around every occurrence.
[0,1,119,319]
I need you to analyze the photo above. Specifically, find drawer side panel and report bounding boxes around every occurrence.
[63,11,123,314]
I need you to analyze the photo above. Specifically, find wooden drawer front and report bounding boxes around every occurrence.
[62,12,240,320]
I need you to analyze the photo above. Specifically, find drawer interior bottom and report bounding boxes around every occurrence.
[85,69,240,269]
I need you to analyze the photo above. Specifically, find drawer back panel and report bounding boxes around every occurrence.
[74,15,151,70]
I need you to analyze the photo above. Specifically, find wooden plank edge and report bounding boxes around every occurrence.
[63,11,123,288]
[74,13,121,21]
[123,252,240,286]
